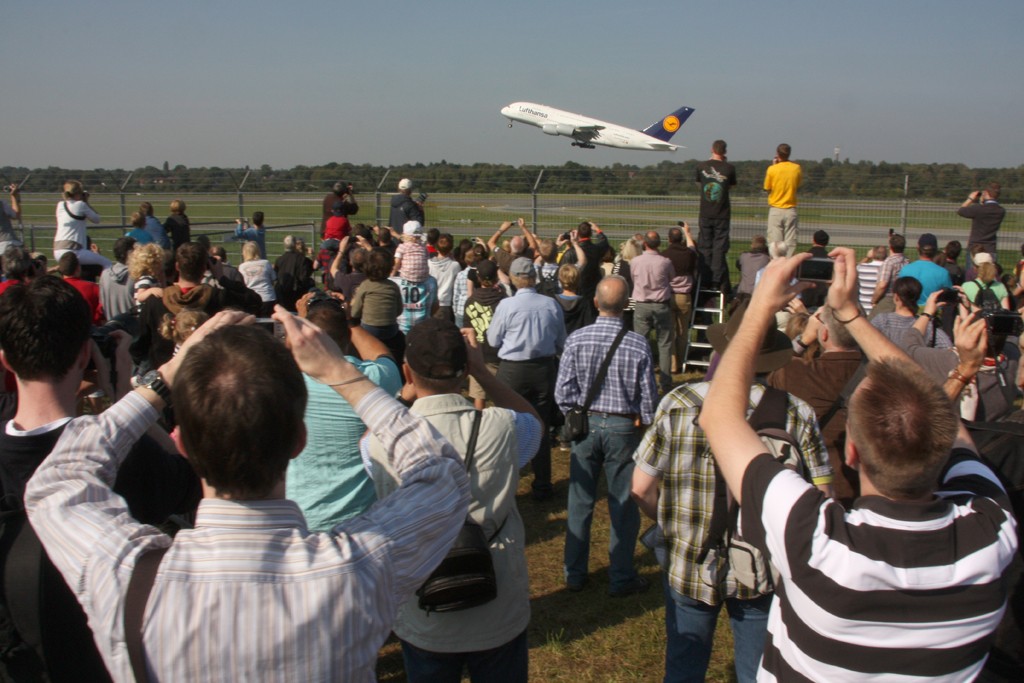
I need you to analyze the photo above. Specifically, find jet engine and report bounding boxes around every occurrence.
[541,122,576,137]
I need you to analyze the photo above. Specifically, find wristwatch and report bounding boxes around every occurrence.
[139,370,172,405]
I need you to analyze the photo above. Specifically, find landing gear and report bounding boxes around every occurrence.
[508,122,513,128]
[571,142,596,149]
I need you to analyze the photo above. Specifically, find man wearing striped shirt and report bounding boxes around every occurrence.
[24,310,471,683]
[699,247,1018,681]
[555,276,658,596]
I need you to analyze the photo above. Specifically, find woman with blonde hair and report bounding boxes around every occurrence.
[54,180,111,269]
[962,261,1011,311]
[238,240,277,315]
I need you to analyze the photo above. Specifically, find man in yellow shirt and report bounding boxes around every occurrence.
[763,143,802,256]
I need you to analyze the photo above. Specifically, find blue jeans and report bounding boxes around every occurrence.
[663,576,771,683]
[400,629,528,683]
[564,413,641,591]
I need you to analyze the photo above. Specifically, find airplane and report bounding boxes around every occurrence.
[500,102,695,151]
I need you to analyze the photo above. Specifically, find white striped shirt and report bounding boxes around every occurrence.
[25,388,470,683]
[741,451,1018,681]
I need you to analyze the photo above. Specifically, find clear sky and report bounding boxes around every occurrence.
[3,0,1021,170]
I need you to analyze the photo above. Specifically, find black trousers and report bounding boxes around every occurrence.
[698,216,731,295]
[497,357,555,494]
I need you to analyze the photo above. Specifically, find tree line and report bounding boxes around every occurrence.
[2,159,1019,201]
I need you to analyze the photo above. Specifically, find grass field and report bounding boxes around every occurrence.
[15,191,1023,262]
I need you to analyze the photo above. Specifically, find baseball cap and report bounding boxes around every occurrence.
[331,200,345,216]
[403,220,423,236]
[398,178,414,191]
[405,318,467,380]
[918,233,938,249]
[475,259,498,282]
[706,300,793,374]
[509,257,535,278]
[973,252,994,265]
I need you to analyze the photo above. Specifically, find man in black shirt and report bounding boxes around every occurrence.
[0,277,200,682]
[695,140,737,295]
[958,181,1005,264]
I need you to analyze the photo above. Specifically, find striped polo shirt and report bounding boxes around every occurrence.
[741,450,1018,681]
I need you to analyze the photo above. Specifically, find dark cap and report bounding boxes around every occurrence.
[918,233,938,249]
[405,318,467,380]
[476,259,498,282]
[706,300,793,374]
[812,230,830,246]
[331,200,345,216]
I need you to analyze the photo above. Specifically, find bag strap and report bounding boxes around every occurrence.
[125,546,168,683]
[463,410,483,473]
[817,362,867,431]
[580,324,630,412]
[3,511,45,663]
[62,201,87,221]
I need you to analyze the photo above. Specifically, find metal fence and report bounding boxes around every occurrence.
[12,189,1023,264]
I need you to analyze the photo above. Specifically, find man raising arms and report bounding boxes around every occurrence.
[698,248,1017,680]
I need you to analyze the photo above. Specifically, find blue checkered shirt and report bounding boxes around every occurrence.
[555,317,657,424]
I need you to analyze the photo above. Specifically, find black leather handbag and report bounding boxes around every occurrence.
[417,411,503,613]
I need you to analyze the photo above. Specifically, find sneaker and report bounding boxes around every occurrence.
[608,576,650,598]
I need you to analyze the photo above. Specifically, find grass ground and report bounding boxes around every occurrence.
[374,435,738,683]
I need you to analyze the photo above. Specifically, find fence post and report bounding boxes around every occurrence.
[899,174,909,236]
[227,168,252,219]
[375,169,391,227]
[115,172,133,226]
[531,169,545,233]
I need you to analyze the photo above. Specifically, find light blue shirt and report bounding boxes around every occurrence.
[287,356,402,530]
[486,287,566,361]
[899,259,952,306]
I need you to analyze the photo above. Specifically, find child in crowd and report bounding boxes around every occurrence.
[238,240,277,316]
[235,211,267,259]
[351,249,405,363]
[322,201,352,250]
[392,220,428,282]
[128,242,165,312]
[159,309,209,357]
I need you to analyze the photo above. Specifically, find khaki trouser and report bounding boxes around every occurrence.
[671,293,692,372]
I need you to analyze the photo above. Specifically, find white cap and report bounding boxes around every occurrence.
[973,252,994,265]
[398,178,414,191]
[403,220,423,236]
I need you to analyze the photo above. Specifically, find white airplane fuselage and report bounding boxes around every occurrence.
[500,102,684,152]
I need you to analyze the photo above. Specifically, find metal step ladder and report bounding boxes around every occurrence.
[681,277,726,373]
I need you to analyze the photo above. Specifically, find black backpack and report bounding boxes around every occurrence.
[0,508,46,682]
[972,280,1002,312]
[534,269,560,297]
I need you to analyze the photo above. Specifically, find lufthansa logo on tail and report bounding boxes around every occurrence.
[662,115,681,132]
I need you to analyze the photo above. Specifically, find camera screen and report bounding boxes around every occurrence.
[797,258,834,282]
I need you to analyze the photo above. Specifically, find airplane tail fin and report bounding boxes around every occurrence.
[641,106,695,142]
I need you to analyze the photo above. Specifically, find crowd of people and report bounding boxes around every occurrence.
[0,166,1018,683]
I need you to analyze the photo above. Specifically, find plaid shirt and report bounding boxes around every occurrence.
[555,317,657,424]
[876,252,909,295]
[633,381,831,605]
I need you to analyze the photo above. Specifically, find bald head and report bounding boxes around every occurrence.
[595,276,628,317]
[510,236,525,255]
[644,231,661,251]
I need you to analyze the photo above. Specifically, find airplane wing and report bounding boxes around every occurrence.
[572,125,604,142]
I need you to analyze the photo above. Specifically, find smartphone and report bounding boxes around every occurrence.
[797,257,834,282]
